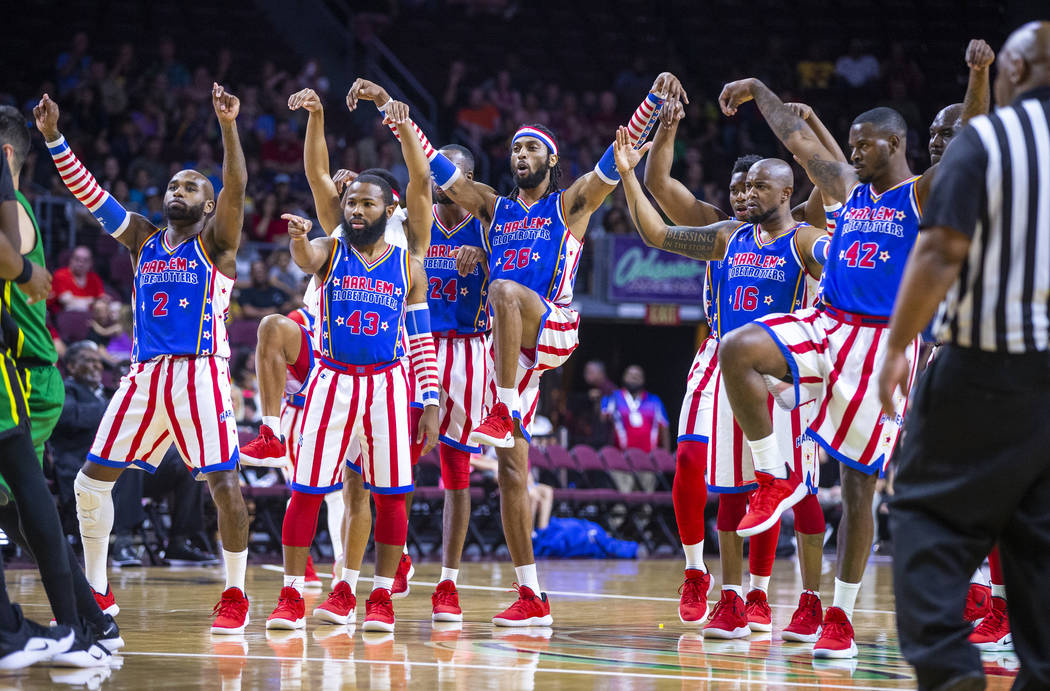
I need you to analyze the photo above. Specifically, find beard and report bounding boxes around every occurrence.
[515,159,549,191]
[165,200,206,223]
[434,186,454,205]
[624,382,643,394]
[344,214,387,248]
[746,205,778,225]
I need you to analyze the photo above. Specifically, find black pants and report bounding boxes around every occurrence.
[112,446,205,541]
[891,346,1050,691]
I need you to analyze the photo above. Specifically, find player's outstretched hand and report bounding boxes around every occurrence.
[282,213,313,238]
[21,262,51,305]
[966,39,995,70]
[32,94,61,141]
[659,99,685,127]
[331,169,358,196]
[381,100,410,126]
[417,406,439,455]
[718,78,756,117]
[877,347,911,417]
[288,88,322,112]
[452,245,486,277]
[346,78,390,111]
[651,72,689,104]
[784,102,813,121]
[613,126,652,176]
[212,83,240,123]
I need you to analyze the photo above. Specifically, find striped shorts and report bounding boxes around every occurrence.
[294,357,413,494]
[513,300,580,441]
[677,337,719,443]
[89,356,239,476]
[435,333,492,453]
[757,305,920,474]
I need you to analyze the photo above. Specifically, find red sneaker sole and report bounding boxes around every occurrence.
[468,431,515,448]
[238,454,288,468]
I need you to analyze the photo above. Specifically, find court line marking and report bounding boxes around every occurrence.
[258,564,896,615]
[120,650,902,690]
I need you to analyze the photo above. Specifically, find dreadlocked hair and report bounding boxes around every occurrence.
[509,123,562,202]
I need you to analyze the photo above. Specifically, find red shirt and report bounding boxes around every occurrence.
[50,267,104,312]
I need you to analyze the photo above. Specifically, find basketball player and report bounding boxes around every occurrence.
[714,76,956,657]
[0,107,122,656]
[35,86,254,634]
[271,178,438,632]
[349,72,685,624]
[616,128,829,640]
[642,101,831,641]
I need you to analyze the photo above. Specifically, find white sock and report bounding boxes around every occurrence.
[832,578,861,619]
[73,471,116,593]
[403,544,409,556]
[262,416,281,435]
[723,584,743,597]
[497,386,520,415]
[283,574,303,596]
[515,563,541,593]
[372,575,395,593]
[750,574,770,593]
[341,568,360,594]
[440,567,459,585]
[324,492,345,563]
[223,549,248,592]
[748,434,785,477]
[682,542,706,572]
[991,584,1006,600]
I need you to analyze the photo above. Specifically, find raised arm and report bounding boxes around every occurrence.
[385,100,433,258]
[284,214,333,276]
[614,126,738,260]
[643,101,727,226]
[719,78,854,204]
[206,83,246,252]
[962,39,994,125]
[347,78,498,225]
[289,88,342,234]
[33,94,153,253]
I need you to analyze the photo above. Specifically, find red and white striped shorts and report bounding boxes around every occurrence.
[88,356,239,476]
[513,300,580,440]
[708,370,818,493]
[756,306,920,474]
[294,357,413,494]
[677,337,719,443]
[435,333,492,453]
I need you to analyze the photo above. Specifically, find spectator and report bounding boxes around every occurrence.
[602,365,670,453]
[268,249,304,296]
[247,193,289,243]
[834,39,880,89]
[600,206,631,235]
[127,138,168,189]
[565,360,616,447]
[55,31,91,94]
[797,43,836,90]
[236,260,292,318]
[456,87,501,138]
[261,121,303,174]
[49,245,105,313]
[153,36,190,89]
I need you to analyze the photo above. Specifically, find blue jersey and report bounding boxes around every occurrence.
[820,177,921,317]
[132,229,234,362]
[713,223,819,339]
[425,209,489,334]
[483,191,582,307]
[315,241,411,366]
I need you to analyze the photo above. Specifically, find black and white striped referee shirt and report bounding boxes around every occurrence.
[922,86,1050,353]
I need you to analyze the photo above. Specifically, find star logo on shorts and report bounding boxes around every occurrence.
[381,321,389,331]
[532,252,540,261]
[336,316,344,326]
[202,332,210,339]
[188,260,197,269]
[394,287,402,296]
[895,210,906,221]
[179,298,189,308]
[460,287,468,296]
[880,250,891,262]
[764,295,773,305]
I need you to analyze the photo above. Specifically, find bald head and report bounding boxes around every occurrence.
[928,103,964,165]
[744,158,794,225]
[751,158,794,188]
[995,21,1050,106]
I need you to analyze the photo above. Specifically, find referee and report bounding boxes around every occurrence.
[879,21,1050,691]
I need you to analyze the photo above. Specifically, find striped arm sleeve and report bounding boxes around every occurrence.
[47,136,131,237]
[594,92,666,185]
[378,105,462,189]
[405,304,439,405]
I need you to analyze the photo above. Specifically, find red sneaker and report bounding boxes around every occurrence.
[391,552,414,599]
[678,569,711,624]
[969,596,1012,651]
[745,589,772,632]
[736,471,806,538]
[492,584,553,627]
[314,580,357,625]
[964,583,992,623]
[782,591,823,643]
[432,580,463,622]
[239,424,287,467]
[468,402,515,448]
[211,587,250,634]
[266,587,306,630]
[702,590,750,639]
[363,588,396,632]
[92,586,119,617]
[812,606,857,658]
[304,557,323,590]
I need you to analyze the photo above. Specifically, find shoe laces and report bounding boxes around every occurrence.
[432,585,458,607]
[678,575,706,604]
[974,602,1005,635]
[821,609,854,640]
[366,591,393,616]
[505,583,537,613]
[707,594,735,621]
[326,583,355,609]
[213,591,245,618]
[790,594,820,626]
[749,477,781,513]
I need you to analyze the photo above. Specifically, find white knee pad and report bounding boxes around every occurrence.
[73,470,115,539]
[324,491,346,560]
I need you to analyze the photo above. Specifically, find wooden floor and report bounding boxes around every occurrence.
[0,558,1019,689]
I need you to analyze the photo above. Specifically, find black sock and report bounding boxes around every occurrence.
[0,548,16,631]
